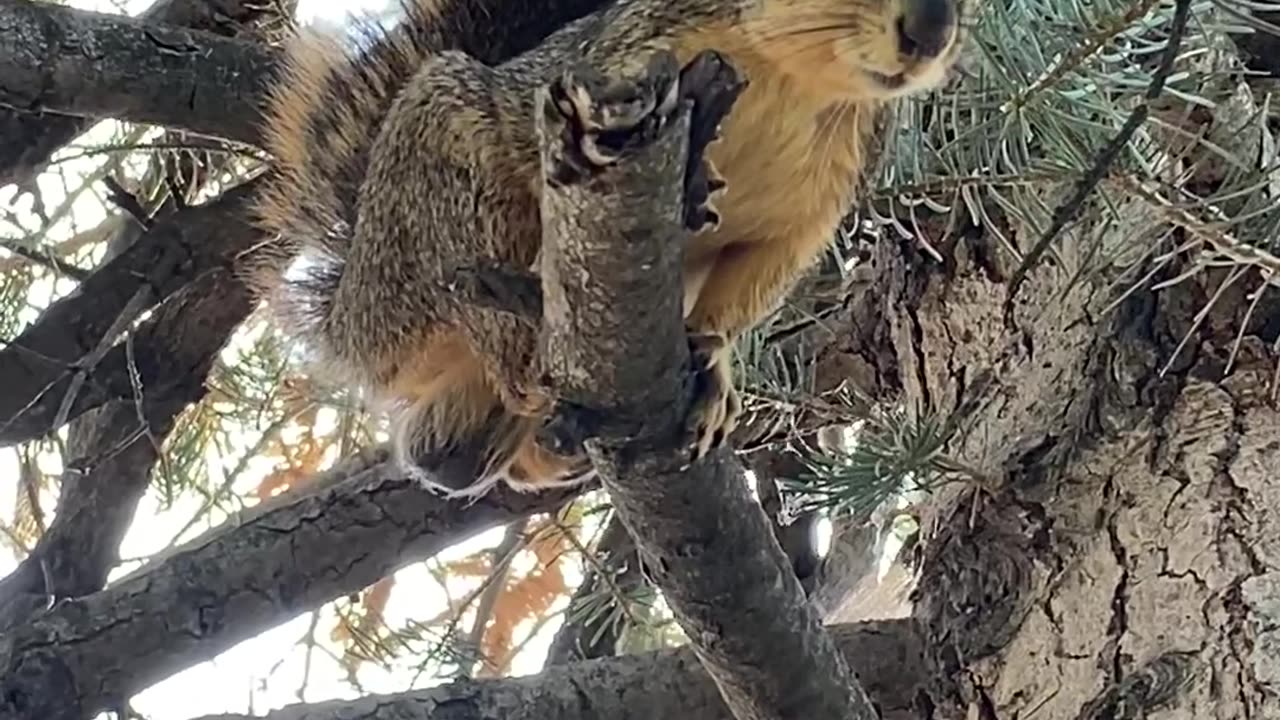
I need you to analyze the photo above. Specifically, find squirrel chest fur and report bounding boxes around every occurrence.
[254,0,963,495]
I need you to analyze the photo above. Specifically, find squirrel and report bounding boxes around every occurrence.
[252,0,964,496]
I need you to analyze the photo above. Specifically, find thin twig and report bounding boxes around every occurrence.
[53,286,152,432]
[554,513,643,629]
[124,332,174,484]
[296,611,322,702]
[0,241,91,281]
[102,176,155,230]
[1004,0,1195,319]
[458,519,528,679]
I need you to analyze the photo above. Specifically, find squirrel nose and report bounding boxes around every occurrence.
[896,0,957,59]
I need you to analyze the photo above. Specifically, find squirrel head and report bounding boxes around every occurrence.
[742,0,967,100]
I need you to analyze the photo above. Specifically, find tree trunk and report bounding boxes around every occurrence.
[851,203,1280,717]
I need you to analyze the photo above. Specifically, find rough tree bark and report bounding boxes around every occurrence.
[0,0,615,176]
[192,621,928,720]
[838,162,1280,716]
[0,448,583,720]
[0,0,282,187]
[0,0,277,151]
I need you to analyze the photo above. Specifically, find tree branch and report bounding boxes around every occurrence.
[751,449,823,594]
[0,0,617,187]
[0,0,279,187]
[193,620,929,720]
[0,0,275,145]
[534,53,878,719]
[0,178,261,447]
[0,268,251,628]
[0,450,585,720]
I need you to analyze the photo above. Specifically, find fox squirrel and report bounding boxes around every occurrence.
[253,0,964,496]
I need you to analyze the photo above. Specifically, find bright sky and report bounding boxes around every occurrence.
[0,1,849,717]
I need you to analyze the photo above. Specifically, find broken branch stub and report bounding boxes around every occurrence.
[533,50,880,720]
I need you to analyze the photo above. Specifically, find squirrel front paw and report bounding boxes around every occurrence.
[676,50,745,235]
[685,331,742,463]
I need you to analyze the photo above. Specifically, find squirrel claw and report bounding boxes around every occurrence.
[684,332,741,463]
[544,49,743,232]
[706,164,727,193]
[547,52,682,175]
[683,158,726,233]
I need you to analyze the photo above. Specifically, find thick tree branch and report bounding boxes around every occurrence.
[534,53,877,720]
[0,144,259,631]
[0,178,261,447]
[194,620,928,720]
[0,0,279,186]
[751,449,824,594]
[0,450,585,720]
[0,0,615,187]
[0,0,275,145]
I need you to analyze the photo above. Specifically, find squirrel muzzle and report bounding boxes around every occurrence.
[896,0,959,60]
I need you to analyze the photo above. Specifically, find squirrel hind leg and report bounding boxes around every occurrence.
[394,399,594,498]
[501,424,597,493]
[385,339,591,498]
[382,337,508,495]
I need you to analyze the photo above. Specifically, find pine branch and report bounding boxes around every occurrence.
[784,405,945,522]
[1003,0,1196,314]
[544,513,645,666]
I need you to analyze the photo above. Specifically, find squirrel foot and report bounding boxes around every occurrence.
[676,50,746,234]
[545,49,745,236]
[547,51,683,176]
[685,331,742,463]
[504,379,554,418]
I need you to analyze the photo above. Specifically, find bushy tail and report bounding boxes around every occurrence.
[253,0,613,254]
